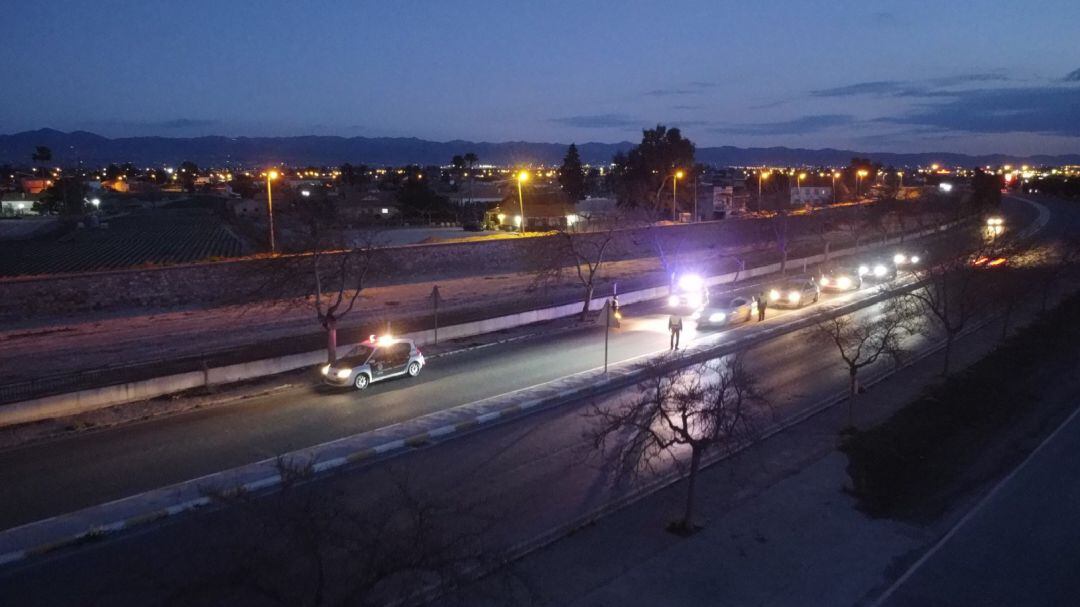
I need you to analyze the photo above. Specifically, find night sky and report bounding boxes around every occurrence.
[5,0,1079,154]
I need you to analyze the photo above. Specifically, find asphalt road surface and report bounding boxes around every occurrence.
[0,195,1045,534]
[0,195,1070,604]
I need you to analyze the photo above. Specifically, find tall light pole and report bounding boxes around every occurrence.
[672,169,684,221]
[516,171,529,233]
[758,169,770,206]
[831,171,839,204]
[266,170,279,254]
[856,169,869,199]
[797,172,807,205]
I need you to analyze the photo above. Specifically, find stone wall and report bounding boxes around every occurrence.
[0,211,855,320]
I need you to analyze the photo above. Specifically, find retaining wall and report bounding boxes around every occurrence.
[0,220,955,428]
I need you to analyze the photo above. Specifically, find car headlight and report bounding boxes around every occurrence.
[893,253,907,265]
[321,364,331,376]
[858,265,869,276]
[874,264,887,277]
[336,368,351,379]
[787,291,801,304]
[911,255,920,264]
[837,276,852,289]
[687,294,703,308]
[668,295,680,307]
[769,289,780,301]
[709,312,726,323]
[819,276,830,286]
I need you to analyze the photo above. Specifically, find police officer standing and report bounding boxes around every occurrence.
[668,313,683,350]
[757,292,768,322]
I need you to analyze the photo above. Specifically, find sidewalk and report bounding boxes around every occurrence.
[452,293,1075,606]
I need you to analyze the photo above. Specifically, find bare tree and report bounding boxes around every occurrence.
[909,240,995,375]
[588,353,766,533]
[119,460,500,607]
[301,203,380,363]
[528,218,619,320]
[770,209,791,275]
[815,294,920,428]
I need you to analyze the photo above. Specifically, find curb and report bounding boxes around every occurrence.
[0,205,1038,568]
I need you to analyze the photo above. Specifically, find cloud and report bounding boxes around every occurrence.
[644,88,696,97]
[711,114,855,136]
[643,81,718,97]
[811,73,1011,98]
[879,87,1080,137]
[549,114,640,129]
[1065,68,1080,82]
[810,81,907,97]
[671,104,702,110]
[145,118,219,129]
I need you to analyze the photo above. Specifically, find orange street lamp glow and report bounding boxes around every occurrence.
[266,170,279,254]
[516,171,528,233]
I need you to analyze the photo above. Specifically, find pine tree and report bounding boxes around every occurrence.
[558,143,586,201]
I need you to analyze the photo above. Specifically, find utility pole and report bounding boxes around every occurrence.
[603,299,611,373]
[430,285,441,345]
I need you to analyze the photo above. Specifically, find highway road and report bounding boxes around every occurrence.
[0,196,1043,533]
[0,194,1068,604]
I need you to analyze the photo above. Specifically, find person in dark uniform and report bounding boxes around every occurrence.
[757,292,768,321]
[668,314,683,350]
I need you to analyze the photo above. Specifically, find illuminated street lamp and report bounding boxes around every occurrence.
[796,172,807,204]
[831,171,840,203]
[266,170,279,254]
[516,171,529,233]
[856,169,869,198]
[758,170,771,205]
[672,169,684,221]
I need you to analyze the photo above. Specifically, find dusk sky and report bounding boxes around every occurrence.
[5,0,1079,155]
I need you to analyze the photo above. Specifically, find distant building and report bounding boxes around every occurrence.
[1,193,39,216]
[790,186,833,206]
[489,189,576,230]
[712,186,750,218]
[449,181,505,206]
[19,178,51,195]
[337,186,400,220]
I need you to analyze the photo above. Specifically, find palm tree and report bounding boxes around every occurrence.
[463,152,478,205]
[31,146,52,178]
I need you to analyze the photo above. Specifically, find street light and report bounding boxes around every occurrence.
[758,170,771,205]
[266,170,279,254]
[856,169,869,199]
[516,171,528,233]
[831,172,840,204]
[673,170,684,221]
[797,172,807,205]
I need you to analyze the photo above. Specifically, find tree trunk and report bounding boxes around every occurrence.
[325,316,338,363]
[581,283,594,321]
[824,240,831,263]
[681,447,702,530]
[779,248,788,276]
[848,369,858,428]
[1001,305,1013,341]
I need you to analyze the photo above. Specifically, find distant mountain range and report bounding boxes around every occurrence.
[2,129,1078,168]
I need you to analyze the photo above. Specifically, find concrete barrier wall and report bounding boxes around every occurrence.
[0,221,957,428]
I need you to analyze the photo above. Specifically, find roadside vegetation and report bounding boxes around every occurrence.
[842,289,1080,520]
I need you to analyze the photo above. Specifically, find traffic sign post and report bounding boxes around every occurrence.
[430,285,442,345]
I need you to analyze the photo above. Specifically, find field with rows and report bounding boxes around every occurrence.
[0,208,251,277]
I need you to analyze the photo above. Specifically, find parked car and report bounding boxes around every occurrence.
[768,276,820,309]
[696,295,755,329]
[321,337,425,390]
[818,265,863,292]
